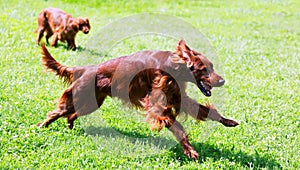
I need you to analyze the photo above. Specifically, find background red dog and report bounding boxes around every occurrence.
[35,8,90,50]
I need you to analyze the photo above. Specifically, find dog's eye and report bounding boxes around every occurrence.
[189,65,195,71]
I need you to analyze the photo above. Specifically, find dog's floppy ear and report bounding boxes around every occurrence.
[84,18,90,28]
[84,18,89,24]
[78,17,90,25]
[173,39,194,67]
[69,19,79,31]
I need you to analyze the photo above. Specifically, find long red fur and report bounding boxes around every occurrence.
[38,40,238,159]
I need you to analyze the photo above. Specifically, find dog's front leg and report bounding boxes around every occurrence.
[67,38,76,51]
[50,33,59,47]
[181,96,239,127]
[166,120,199,159]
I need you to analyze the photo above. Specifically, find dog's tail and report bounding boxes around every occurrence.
[41,45,73,84]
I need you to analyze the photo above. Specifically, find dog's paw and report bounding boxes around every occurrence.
[220,118,239,127]
[67,123,74,129]
[36,123,43,128]
[36,122,47,128]
[184,148,199,160]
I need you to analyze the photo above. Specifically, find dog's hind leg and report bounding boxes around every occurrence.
[45,30,53,44]
[36,27,45,45]
[67,113,78,129]
[38,83,108,128]
[69,93,107,129]
[37,85,76,128]
[65,93,107,129]
[65,75,109,129]
[37,109,73,128]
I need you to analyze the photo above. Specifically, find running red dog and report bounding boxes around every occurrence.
[35,8,90,50]
[37,40,238,159]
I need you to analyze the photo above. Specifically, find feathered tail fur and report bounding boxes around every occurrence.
[41,45,73,84]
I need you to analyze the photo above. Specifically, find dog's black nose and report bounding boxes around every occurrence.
[218,79,225,85]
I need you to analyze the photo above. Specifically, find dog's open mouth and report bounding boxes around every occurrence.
[197,81,212,97]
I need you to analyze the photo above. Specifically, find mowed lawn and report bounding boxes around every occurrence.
[0,0,299,169]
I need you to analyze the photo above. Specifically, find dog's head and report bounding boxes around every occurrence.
[173,40,225,97]
[77,17,90,34]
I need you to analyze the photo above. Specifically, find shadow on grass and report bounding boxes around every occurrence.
[38,43,75,51]
[83,126,282,169]
[84,125,177,149]
[40,43,116,63]
[56,43,104,56]
[172,142,282,169]
[46,43,87,52]
[76,46,109,57]
[55,43,86,52]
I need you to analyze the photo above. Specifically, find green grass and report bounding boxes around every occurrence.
[1,0,299,169]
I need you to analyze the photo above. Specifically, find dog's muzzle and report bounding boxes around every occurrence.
[197,81,212,97]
